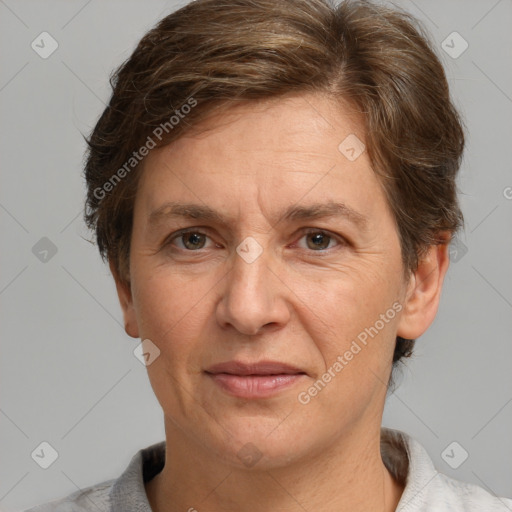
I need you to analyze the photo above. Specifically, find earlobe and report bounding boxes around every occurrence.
[109,260,140,339]
[396,238,450,340]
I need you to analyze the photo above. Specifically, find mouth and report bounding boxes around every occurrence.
[206,360,306,376]
[204,360,307,398]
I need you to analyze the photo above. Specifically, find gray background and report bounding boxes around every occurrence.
[1,0,511,510]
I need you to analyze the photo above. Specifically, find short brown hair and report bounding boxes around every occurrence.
[83,0,465,369]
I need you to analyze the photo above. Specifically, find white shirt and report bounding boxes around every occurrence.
[24,427,512,511]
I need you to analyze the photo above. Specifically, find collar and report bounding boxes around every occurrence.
[109,428,438,511]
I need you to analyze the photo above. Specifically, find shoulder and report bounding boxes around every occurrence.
[22,440,165,512]
[399,467,512,511]
[383,428,512,511]
[428,472,512,511]
[22,479,115,512]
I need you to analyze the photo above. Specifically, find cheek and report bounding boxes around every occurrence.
[131,268,209,357]
[301,293,401,420]
[304,263,398,331]
[300,267,403,392]
[131,270,211,414]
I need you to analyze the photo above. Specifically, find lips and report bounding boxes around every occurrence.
[205,360,306,376]
[205,361,307,398]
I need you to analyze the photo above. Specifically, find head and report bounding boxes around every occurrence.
[84,0,464,468]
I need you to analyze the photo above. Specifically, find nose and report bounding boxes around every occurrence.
[215,240,291,336]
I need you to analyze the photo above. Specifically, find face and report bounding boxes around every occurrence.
[113,93,445,469]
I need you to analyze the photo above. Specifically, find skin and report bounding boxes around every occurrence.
[111,92,450,512]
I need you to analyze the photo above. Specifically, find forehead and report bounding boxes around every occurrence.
[135,93,389,228]
[169,93,364,159]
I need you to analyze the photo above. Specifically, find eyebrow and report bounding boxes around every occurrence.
[148,200,368,231]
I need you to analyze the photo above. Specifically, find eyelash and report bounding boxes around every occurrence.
[165,228,347,255]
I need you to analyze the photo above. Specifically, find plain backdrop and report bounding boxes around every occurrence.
[1,0,511,509]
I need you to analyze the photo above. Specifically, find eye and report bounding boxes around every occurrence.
[164,228,346,253]
[167,229,214,251]
[294,229,344,252]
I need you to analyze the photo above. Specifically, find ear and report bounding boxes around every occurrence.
[397,236,450,340]
[109,260,140,339]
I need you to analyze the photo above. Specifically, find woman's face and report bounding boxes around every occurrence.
[116,93,414,468]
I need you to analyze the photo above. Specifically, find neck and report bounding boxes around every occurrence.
[146,423,404,512]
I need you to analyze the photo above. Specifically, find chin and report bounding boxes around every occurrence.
[203,416,322,470]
